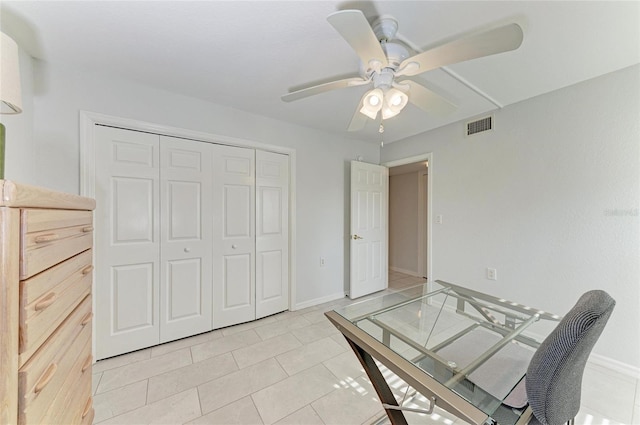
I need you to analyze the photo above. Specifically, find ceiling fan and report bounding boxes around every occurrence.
[281,10,523,131]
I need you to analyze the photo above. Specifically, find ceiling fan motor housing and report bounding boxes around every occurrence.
[359,41,410,79]
[382,42,410,69]
[372,16,399,42]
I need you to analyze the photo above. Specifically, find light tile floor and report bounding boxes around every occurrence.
[92,272,640,425]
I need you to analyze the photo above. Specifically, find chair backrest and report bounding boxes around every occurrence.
[525,290,615,425]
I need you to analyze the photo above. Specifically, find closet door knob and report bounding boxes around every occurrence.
[184,247,191,253]
[232,244,237,249]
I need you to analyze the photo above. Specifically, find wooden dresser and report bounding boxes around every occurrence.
[0,180,96,425]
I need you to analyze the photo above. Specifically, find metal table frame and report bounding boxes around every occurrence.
[325,280,560,425]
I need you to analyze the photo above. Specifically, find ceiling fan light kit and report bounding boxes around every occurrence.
[360,88,384,119]
[281,9,524,131]
[381,88,408,120]
[360,87,409,121]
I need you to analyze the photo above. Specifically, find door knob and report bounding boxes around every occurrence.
[352,235,363,240]
[232,244,237,249]
[184,247,191,253]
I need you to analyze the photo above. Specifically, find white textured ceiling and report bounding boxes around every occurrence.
[2,1,639,143]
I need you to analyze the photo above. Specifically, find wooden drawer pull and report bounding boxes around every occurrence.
[82,226,94,233]
[82,397,93,418]
[81,312,93,326]
[82,265,94,275]
[82,355,93,373]
[34,292,57,311]
[34,363,58,394]
[34,233,59,243]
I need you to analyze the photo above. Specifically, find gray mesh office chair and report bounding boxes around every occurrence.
[525,290,616,425]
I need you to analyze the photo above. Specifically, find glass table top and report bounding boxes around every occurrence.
[332,280,562,424]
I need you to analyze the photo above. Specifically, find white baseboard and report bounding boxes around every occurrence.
[390,266,420,277]
[292,291,346,311]
[588,352,640,379]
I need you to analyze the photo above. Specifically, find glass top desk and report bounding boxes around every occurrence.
[325,280,562,425]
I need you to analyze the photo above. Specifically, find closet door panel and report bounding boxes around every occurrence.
[112,264,154,332]
[160,137,213,342]
[165,259,201,318]
[258,250,283,299]
[256,151,289,319]
[112,178,154,242]
[213,145,256,328]
[223,254,252,308]
[95,126,160,360]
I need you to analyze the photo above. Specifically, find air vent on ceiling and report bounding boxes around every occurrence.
[466,116,493,136]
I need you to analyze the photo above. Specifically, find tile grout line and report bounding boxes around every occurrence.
[145,353,245,407]
[194,386,204,423]
[93,371,104,396]
[144,379,150,407]
[309,403,328,425]
[248,394,267,425]
[96,349,192,394]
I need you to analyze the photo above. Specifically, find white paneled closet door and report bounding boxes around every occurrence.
[95,126,161,360]
[213,145,256,328]
[256,151,289,319]
[94,125,290,357]
[159,136,213,342]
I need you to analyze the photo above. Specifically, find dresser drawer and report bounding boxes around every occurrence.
[20,209,93,279]
[38,337,92,425]
[18,297,92,424]
[19,249,93,362]
[81,398,95,425]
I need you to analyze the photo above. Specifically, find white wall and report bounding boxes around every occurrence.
[9,57,379,308]
[2,46,34,182]
[381,64,640,371]
[389,172,419,274]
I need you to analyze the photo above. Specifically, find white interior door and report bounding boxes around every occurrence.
[95,125,160,359]
[349,161,388,299]
[159,136,213,342]
[255,150,289,319]
[213,145,256,328]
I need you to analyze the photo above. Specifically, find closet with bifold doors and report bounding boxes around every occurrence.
[94,125,289,360]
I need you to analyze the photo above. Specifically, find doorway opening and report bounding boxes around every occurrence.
[384,153,432,292]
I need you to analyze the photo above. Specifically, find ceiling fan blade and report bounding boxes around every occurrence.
[281,77,369,102]
[401,80,457,116]
[348,93,369,131]
[327,10,388,71]
[396,23,524,77]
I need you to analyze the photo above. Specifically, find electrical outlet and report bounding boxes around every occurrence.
[436,215,443,224]
[487,268,497,281]
[320,257,326,267]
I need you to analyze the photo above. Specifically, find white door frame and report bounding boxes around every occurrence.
[418,170,428,278]
[79,110,297,355]
[383,153,433,287]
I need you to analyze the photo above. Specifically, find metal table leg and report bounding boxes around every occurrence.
[345,337,409,425]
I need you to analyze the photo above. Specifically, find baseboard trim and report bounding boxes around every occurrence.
[588,352,640,379]
[390,266,420,277]
[292,291,346,311]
